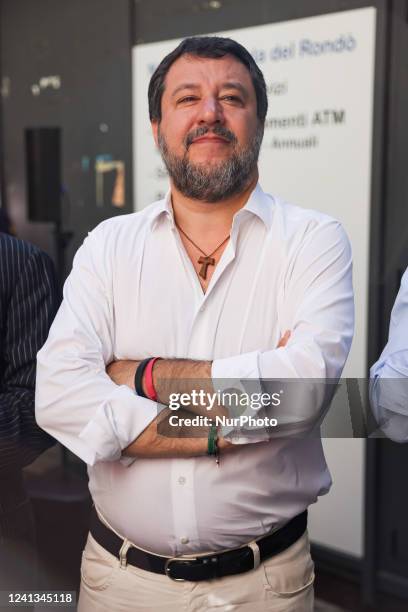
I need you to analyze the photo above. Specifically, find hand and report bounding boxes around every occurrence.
[277,330,291,348]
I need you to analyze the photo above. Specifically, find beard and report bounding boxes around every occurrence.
[157,123,264,203]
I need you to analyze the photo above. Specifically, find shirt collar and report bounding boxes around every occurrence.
[233,182,274,230]
[148,190,174,232]
[148,182,274,232]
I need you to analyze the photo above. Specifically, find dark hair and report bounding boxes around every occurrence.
[148,36,268,124]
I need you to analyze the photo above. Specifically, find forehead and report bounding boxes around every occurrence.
[163,53,255,93]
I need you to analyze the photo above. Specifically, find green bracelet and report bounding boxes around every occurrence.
[207,424,220,466]
[207,424,217,456]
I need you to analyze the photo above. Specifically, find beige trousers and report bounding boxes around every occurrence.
[78,530,315,612]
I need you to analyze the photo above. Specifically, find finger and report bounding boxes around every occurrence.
[277,330,291,348]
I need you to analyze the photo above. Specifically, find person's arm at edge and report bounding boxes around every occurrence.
[0,246,58,475]
[35,226,164,467]
[369,268,408,442]
[35,225,236,466]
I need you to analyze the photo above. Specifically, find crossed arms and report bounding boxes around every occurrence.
[106,336,289,458]
[35,218,354,467]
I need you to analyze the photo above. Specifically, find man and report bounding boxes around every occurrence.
[0,231,58,593]
[370,267,408,442]
[36,37,354,611]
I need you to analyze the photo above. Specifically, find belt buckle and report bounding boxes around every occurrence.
[164,557,198,581]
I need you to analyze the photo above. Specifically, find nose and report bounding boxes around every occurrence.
[198,96,224,125]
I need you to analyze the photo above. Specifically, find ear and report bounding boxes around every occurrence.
[151,120,159,148]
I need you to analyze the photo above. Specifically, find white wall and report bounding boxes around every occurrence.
[310,439,365,556]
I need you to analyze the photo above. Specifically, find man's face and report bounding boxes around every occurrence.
[151,53,263,202]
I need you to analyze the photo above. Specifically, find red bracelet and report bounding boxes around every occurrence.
[144,357,161,401]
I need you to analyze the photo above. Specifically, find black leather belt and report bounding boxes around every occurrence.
[89,507,307,582]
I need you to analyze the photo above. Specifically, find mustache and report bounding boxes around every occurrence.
[184,125,237,149]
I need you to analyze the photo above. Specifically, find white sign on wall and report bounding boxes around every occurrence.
[133,7,377,557]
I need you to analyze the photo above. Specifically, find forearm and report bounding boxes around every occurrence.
[123,429,209,459]
[110,358,211,397]
[122,408,232,458]
[154,359,218,408]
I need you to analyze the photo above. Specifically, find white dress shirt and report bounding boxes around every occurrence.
[36,183,354,555]
[370,267,408,442]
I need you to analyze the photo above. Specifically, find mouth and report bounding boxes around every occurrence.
[191,136,230,145]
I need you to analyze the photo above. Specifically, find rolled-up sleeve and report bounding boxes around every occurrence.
[212,220,354,438]
[35,227,158,466]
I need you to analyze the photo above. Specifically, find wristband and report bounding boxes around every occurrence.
[144,357,161,401]
[134,358,151,397]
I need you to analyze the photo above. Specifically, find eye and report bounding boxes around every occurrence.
[177,96,198,104]
[220,95,243,105]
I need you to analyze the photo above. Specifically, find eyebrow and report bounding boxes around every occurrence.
[221,82,249,98]
[170,81,249,99]
[170,83,200,98]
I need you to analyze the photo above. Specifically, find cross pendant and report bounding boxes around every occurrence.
[198,256,215,280]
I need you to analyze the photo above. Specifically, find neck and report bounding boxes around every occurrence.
[170,171,258,234]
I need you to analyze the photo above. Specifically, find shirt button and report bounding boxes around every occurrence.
[180,537,189,544]
[199,306,205,312]
[178,476,186,485]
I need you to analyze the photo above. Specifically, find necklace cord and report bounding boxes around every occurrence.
[175,222,230,257]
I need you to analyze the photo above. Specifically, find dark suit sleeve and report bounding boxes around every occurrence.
[0,246,59,474]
